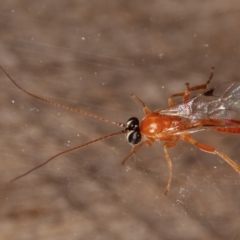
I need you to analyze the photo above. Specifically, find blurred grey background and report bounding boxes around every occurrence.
[0,1,240,239]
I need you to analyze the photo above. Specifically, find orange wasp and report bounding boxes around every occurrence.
[1,65,240,195]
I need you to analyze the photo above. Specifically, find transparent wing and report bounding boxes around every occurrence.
[159,81,240,122]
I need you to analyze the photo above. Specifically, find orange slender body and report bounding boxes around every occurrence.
[140,112,184,141]
[140,112,240,141]
[2,64,240,195]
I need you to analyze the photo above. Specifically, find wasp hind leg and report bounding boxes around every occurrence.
[181,133,240,173]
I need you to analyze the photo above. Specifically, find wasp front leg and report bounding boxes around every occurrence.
[131,94,151,116]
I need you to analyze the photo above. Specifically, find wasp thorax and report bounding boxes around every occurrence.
[125,117,141,145]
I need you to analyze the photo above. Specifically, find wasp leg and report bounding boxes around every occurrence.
[163,141,178,196]
[122,139,153,165]
[181,133,240,173]
[131,94,151,115]
[168,67,215,106]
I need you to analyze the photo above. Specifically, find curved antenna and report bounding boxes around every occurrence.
[10,129,126,183]
[0,65,126,128]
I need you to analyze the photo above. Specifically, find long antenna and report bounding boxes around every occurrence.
[0,65,126,128]
[10,129,126,182]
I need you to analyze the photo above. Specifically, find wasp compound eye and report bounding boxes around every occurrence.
[126,130,141,145]
[126,117,141,145]
[126,117,139,131]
